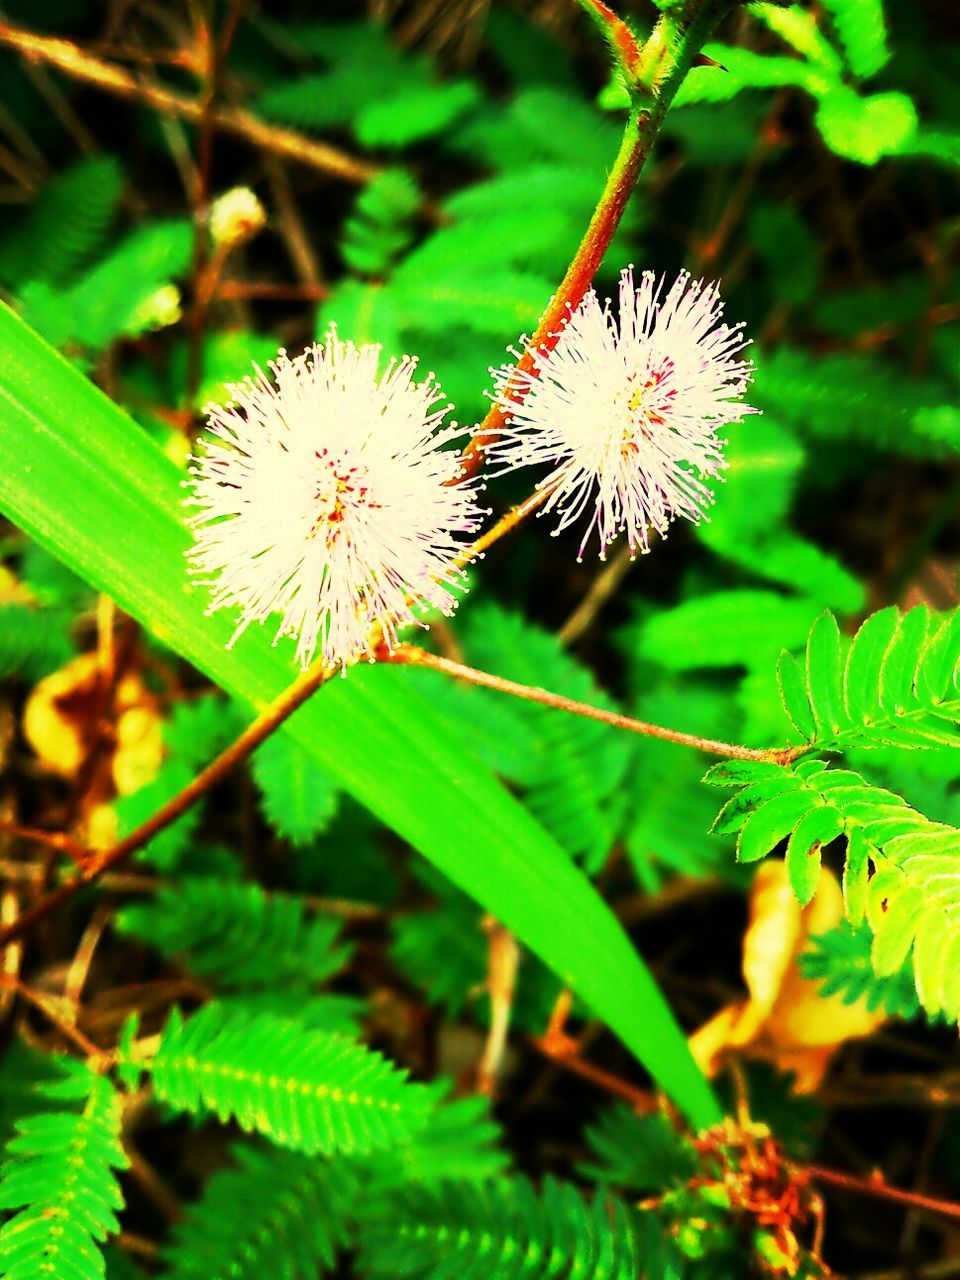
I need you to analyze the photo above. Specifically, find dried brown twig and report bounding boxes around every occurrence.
[0,20,376,185]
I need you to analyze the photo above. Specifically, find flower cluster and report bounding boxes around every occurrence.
[186,271,754,670]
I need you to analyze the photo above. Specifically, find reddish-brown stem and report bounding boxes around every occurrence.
[532,1028,658,1112]
[0,823,86,864]
[533,1032,960,1224]
[386,645,800,765]
[0,660,337,952]
[806,1164,960,1225]
[217,280,329,303]
[461,115,646,477]
[455,485,555,567]
[575,0,641,76]
[461,1,733,475]
[0,973,102,1058]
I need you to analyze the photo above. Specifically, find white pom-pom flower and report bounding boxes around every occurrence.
[185,332,484,670]
[488,267,757,559]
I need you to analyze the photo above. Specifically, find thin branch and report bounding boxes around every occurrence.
[807,1163,960,1226]
[0,659,338,951]
[454,485,555,567]
[558,542,636,645]
[217,280,328,302]
[475,916,519,1096]
[386,646,799,765]
[460,115,646,477]
[532,1026,960,1227]
[531,1026,658,1113]
[0,20,376,185]
[0,974,102,1058]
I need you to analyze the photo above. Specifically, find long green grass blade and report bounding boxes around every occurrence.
[0,303,719,1128]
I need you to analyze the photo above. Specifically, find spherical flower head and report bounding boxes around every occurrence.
[488,267,757,559]
[209,186,266,249]
[129,283,181,334]
[185,332,484,670]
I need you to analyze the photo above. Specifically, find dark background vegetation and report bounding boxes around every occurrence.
[0,0,958,1276]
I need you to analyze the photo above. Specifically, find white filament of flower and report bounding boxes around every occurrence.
[185,333,484,670]
[488,267,757,559]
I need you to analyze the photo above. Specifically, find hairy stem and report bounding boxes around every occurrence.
[387,646,800,765]
[461,0,734,475]
[573,0,641,77]
[0,659,337,951]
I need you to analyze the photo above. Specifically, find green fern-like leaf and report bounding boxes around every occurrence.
[748,4,843,74]
[624,685,739,891]
[395,664,540,785]
[705,755,960,1023]
[364,1084,509,1193]
[359,1175,663,1279]
[215,989,366,1035]
[778,605,960,750]
[356,81,480,149]
[800,920,924,1020]
[251,726,339,846]
[0,155,123,290]
[21,221,192,356]
[444,165,600,223]
[449,87,623,175]
[461,605,632,869]
[161,1142,359,1280]
[67,220,192,351]
[113,760,199,871]
[254,22,420,131]
[578,1105,697,1192]
[752,346,956,457]
[165,695,248,768]
[115,879,350,990]
[321,279,402,354]
[114,695,247,870]
[392,258,551,337]
[815,87,917,164]
[694,416,864,615]
[19,222,192,356]
[391,868,559,1032]
[672,44,827,108]
[257,20,478,148]
[0,1059,128,1280]
[698,416,804,542]
[0,1042,68,1154]
[140,1004,433,1155]
[391,895,487,1020]
[342,168,420,277]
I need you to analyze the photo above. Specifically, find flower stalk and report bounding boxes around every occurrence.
[462,0,737,474]
[387,645,802,766]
